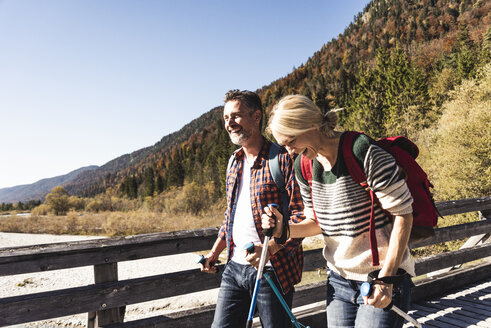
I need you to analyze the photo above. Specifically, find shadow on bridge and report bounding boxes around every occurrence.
[405,276,491,328]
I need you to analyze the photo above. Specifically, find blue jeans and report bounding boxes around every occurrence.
[212,260,294,328]
[326,270,413,328]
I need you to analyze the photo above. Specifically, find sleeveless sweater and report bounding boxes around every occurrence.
[294,132,415,281]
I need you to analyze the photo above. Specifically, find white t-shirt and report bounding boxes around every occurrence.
[231,158,271,266]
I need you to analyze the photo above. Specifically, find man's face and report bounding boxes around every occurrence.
[223,100,261,146]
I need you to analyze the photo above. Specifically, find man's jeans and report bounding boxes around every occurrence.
[326,270,413,328]
[212,260,294,328]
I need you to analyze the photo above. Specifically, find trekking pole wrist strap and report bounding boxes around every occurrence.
[367,269,406,285]
[274,221,290,244]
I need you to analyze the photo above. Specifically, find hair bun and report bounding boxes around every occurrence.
[321,110,338,132]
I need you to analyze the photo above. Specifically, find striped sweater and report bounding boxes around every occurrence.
[294,132,415,281]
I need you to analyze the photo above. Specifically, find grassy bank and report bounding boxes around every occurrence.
[0,207,224,237]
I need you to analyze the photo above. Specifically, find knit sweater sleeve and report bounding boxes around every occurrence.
[353,135,413,216]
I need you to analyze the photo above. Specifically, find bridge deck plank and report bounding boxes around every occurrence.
[404,277,491,328]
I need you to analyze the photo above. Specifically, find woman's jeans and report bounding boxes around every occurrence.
[212,260,294,328]
[326,270,413,328]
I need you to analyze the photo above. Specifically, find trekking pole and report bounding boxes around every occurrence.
[245,203,278,328]
[360,282,426,328]
[263,272,310,328]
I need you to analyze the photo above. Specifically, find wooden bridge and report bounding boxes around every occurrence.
[0,196,490,327]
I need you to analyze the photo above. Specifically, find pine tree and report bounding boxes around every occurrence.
[347,47,430,138]
[480,26,491,65]
[456,25,478,80]
[142,167,155,197]
[156,174,164,194]
[166,151,185,187]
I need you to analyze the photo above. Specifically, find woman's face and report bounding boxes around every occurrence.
[273,129,319,160]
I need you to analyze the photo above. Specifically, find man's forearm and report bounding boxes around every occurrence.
[208,237,227,261]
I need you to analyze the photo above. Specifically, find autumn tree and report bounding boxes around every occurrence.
[45,186,70,215]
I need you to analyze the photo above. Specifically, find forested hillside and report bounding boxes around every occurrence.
[63,0,490,206]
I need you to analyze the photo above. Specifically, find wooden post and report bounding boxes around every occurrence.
[87,263,125,328]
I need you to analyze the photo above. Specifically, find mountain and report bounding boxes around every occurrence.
[39,0,491,199]
[63,107,224,197]
[0,166,98,203]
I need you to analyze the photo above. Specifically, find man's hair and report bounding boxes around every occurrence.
[224,89,263,128]
[224,89,263,114]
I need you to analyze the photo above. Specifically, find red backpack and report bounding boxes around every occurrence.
[300,131,438,266]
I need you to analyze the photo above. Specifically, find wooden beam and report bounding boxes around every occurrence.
[0,268,222,326]
[414,243,491,276]
[303,248,325,271]
[103,305,217,328]
[410,219,491,248]
[435,196,491,216]
[411,262,491,302]
[0,227,219,276]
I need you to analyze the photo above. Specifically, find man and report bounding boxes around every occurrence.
[200,90,304,328]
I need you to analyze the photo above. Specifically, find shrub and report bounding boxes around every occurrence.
[86,199,104,213]
[417,63,491,201]
[32,204,50,216]
[45,186,70,215]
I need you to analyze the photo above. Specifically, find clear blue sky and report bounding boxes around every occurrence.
[0,0,370,190]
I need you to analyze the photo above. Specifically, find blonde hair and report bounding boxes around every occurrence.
[268,95,338,138]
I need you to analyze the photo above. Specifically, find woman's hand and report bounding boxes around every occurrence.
[261,205,283,238]
[363,281,393,309]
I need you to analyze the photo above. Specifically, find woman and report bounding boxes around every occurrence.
[262,95,415,328]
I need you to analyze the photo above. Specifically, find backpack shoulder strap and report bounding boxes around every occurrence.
[342,131,379,266]
[268,143,286,193]
[300,154,322,224]
[300,155,313,187]
[227,154,235,174]
[268,143,290,222]
[227,148,242,176]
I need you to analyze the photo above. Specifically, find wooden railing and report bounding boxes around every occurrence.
[0,196,490,327]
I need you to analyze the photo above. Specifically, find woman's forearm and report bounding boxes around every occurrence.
[289,217,322,238]
[379,213,413,277]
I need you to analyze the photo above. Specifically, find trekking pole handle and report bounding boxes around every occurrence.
[196,255,220,273]
[360,282,425,328]
[244,242,255,254]
[263,203,278,237]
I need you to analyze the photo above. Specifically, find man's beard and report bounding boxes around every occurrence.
[229,130,250,146]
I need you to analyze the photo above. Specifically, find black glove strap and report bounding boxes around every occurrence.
[367,269,407,285]
[274,219,290,244]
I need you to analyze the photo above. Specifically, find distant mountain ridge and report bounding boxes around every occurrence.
[0,166,98,203]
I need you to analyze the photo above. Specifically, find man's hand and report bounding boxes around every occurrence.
[261,205,283,239]
[363,281,393,309]
[200,251,219,274]
[245,243,269,269]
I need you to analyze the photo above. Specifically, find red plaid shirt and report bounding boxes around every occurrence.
[218,139,304,294]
